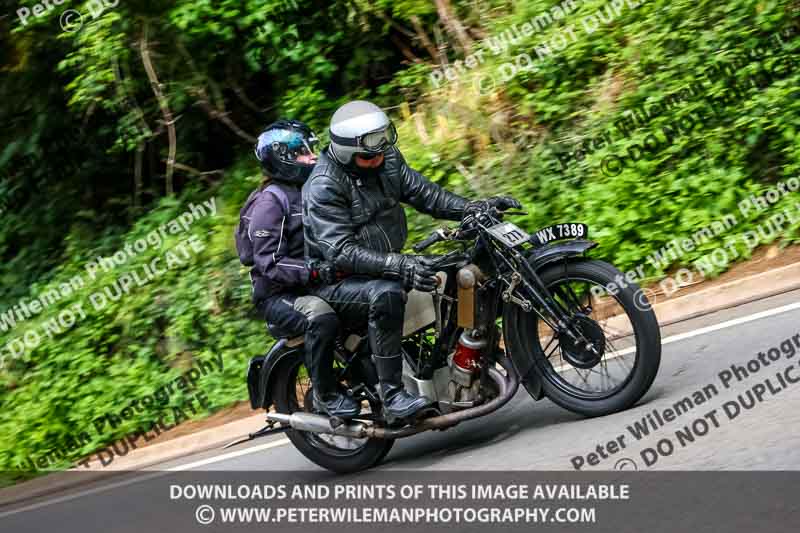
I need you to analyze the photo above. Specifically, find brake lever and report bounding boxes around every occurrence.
[425,250,462,268]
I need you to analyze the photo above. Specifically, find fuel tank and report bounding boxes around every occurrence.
[402,271,447,336]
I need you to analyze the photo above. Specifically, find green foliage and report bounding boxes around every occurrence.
[0,167,262,482]
[396,0,800,278]
[1,0,406,306]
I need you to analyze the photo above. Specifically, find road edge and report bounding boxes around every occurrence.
[2,261,799,508]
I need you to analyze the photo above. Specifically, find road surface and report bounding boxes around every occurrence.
[155,288,800,472]
[2,290,800,532]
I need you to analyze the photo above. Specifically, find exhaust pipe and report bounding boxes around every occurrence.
[267,412,369,438]
[366,355,519,439]
[267,356,519,441]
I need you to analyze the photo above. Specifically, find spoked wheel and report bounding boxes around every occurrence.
[521,260,661,416]
[272,356,394,473]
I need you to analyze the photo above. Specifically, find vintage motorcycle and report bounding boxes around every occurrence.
[239,204,661,473]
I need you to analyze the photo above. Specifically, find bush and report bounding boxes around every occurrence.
[2,0,799,482]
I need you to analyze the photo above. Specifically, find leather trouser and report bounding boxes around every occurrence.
[259,294,340,393]
[309,277,407,386]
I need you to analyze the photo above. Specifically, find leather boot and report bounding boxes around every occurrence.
[307,356,361,418]
[304,318,360,418]
[312,389,361,418]
[372,353,433,418]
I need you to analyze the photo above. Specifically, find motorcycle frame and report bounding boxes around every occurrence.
[248,213,598,412]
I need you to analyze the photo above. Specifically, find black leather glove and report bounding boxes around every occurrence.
[464,196,522,219]
[487,196,522,211]
[383,254,440,292]
[307,259,338,285]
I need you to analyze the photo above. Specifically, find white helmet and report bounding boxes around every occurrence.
[329,100,398,164]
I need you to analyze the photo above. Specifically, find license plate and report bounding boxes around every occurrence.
[531,223,589,245]
[486,222,531,248]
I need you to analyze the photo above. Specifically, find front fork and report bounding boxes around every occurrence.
[503,253,599,357]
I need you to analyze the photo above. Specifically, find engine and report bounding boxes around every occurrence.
[447,329,486,405]
[402,263,499,410]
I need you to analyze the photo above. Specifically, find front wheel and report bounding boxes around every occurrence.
[272,356,394,473]
[515,259,661,417]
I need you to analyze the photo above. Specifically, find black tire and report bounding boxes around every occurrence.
[272,356,394,473]
[518,259,661,417]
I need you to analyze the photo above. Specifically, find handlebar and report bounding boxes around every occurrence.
[412,229,446,252]
[411,208,528,252]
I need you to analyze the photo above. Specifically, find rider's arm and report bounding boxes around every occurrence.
[250,191,310,287]
[391,148,468,221]
[304,174,391,276]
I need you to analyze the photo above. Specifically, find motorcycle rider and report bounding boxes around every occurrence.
[303,100,521,419]
[242,119,360,418]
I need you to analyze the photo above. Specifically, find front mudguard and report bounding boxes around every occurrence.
[502,314,545,400]
[247,339,303,410]
[502,239,598,401]
[527,239,597,271]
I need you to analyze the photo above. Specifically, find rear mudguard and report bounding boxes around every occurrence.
[247,339,303,410]
[502,239,597,400]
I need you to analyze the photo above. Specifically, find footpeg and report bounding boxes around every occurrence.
[414,406,441,419]
[383,404,441,427]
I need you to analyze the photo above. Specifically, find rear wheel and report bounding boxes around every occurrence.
[516,259,661,416]
[272,356,393,473]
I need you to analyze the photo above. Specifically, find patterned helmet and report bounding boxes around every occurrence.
[254,119,319,184]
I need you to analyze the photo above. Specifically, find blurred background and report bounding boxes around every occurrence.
[0,0,798,483]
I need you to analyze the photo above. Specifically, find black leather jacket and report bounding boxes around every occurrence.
[302,146,468,276]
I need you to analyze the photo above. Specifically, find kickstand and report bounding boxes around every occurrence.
[222,419,290,450]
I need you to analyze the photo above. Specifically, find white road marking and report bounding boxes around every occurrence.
[3,299,800,518]
[0,471,164,520]
[654,299,800,347]
[166,438,290,471]
[0,439,290,520]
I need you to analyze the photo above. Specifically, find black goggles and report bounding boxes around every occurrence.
[330,122,398,153]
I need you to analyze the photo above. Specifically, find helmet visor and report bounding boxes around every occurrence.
[281,134,319,165]
[360,122,397,153]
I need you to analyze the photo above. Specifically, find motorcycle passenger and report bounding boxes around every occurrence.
[238,119,361,418]
[302,100,521,419]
